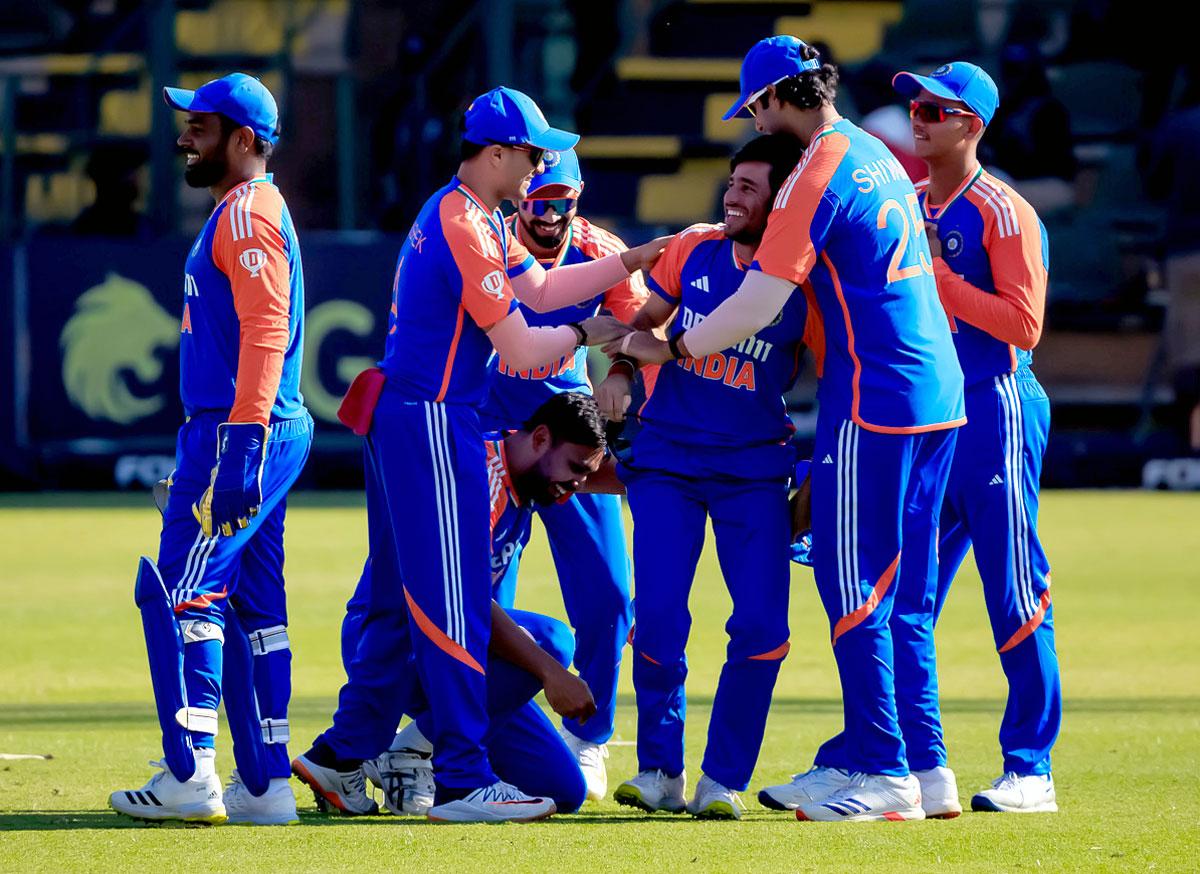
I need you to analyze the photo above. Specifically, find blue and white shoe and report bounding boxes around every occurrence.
[796,773,925,822]
[971,772,1058,813]
[758,766,850,811]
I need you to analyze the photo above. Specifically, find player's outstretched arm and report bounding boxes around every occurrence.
[510,235,673,313]
[489,603,596,722]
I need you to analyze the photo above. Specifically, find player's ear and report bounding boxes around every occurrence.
[530,423,553,453]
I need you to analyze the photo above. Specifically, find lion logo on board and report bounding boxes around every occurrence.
[60,273,178,424]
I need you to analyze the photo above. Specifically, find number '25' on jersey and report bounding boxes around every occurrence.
[753,118,965,434]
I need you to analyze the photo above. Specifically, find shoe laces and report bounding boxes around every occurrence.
[993,771,1022,791]
[342,766,370,798]
[478,780,534,804]
[576,742,608,770]
[145,759,169,788]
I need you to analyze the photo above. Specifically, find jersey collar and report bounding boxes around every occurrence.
[215,173,272,212]
[922,165,983,221]
[496,438,522,508]
[454,177,508,256]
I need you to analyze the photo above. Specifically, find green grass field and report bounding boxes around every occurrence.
[1,490,1198,871]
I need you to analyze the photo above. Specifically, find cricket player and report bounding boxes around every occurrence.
[893,61,1061,813]
[617,37,966,822]
[298,86,664,823]
[294,392,614,819]
[109,73,312,825]
[482,147,644,800]
[589,134,807,819]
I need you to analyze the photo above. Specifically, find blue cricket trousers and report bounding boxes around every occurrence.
[623,467,791,792]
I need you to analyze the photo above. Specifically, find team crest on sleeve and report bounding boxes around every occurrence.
[481,269,506,300]
[239,247,268,277]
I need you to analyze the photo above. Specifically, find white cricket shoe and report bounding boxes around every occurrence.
[971,772,1058,813]
[426,780,556,823]
[757,766,851,811]
[796,772,925,822]
[364,748,435,816]
[223,772,299,825]
[914,766,962,819]
[291,754,378,815]
[687,774,745,820]
[560,729,609,802]
[613,769,687,814]
[109,750,226,825]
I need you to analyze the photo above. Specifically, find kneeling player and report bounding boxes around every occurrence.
[294,392,611,821]
[593,134,807,819]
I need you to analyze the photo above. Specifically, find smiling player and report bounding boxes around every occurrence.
[109,73,312,826]
[593,134,809,820]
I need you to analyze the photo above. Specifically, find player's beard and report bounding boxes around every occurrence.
[519,215,569,251]
[511,466,558,506]
[183,144,229,189]
[726,225,765,247]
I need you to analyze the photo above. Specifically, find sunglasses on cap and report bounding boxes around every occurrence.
[909,100,976,124]
[520,197,577,217]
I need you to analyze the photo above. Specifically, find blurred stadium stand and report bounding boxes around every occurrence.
[0,0,1194,489]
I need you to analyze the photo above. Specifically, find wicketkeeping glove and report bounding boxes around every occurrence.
[193,422,269,538]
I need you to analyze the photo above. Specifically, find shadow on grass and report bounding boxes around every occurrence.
[0,808,740,832]
[3,695,1198,730]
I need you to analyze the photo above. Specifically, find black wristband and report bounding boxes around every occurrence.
[667,332,686,360]
[568,321,587,346]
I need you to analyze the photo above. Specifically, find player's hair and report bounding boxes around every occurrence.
[459,116,490,162]
[218,115,276,160]
[730,134,807,197]
[764,43,839,112]
[524,391,607,452]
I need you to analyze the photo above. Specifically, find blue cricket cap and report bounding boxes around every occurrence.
[527,147,584,197]
[463,86,579,151]
[723,35,822,121]
[893,62,999,126]
[164,73,280,144]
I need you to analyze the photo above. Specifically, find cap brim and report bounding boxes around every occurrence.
[163,86,200,112]
[527,127,580,151]
[721,91,753,121]
[527,180,582,199]
[892,71,961,103]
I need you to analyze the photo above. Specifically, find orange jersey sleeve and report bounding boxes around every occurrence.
[212,184,292,425]
[937,183,1047,350]
[575,218,649,323]
[754,131,851,286]
[439,197,519,331]
[647,223,724,301]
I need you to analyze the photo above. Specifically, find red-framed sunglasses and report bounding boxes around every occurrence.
[909,100,976,124]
